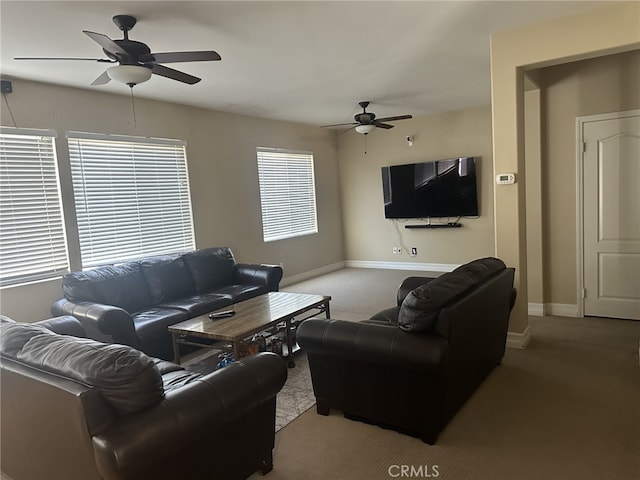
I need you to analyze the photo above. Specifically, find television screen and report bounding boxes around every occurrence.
[381,157,479,219]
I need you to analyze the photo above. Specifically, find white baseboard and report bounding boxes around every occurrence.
[280,261,345,287]
[546,303,579,317]
[506,326,531,349]
[528,303,545,316]
[345,260,458,272]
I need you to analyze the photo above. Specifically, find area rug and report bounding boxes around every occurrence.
[182,350,316,431]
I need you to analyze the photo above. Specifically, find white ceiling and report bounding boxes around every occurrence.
[0,1,609,127]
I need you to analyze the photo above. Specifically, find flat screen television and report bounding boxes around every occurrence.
[381,157,479,219]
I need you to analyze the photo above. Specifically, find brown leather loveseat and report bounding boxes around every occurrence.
[0,315,287,480]
[297,257,516,445]
[52,247,283,360]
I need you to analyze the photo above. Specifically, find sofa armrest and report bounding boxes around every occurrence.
[92,352,287,479]
[51,299,140,349]
[297,318,447,375]
[235,263,283,291]
[396,276,438,305]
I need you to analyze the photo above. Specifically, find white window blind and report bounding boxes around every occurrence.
[67,132,195,268]
[0,127,69,286]
[257,148,318,242]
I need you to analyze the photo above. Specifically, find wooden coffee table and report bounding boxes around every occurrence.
[168,291,331,367]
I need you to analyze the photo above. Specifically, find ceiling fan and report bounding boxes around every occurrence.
[14,15,221,87]
[322,101,412,134]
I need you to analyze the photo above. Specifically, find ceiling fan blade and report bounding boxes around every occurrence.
[150,64,201,84]
[140,51,221,64]
[321,122,357,128]
[374,114,413,123]
[14,57,115,63]
[83,30,129,57]
[91,70,111,86]
[373,122,394,130]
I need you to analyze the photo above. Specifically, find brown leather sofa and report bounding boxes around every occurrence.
[51,247,283,360]
[297,257,516,444]
[0,315,287,480]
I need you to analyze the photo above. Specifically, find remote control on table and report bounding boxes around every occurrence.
[209,310,235,320]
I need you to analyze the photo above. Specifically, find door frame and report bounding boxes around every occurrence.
[575,109,640,318]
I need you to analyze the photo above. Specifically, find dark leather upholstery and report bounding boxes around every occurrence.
[368,276,437,325]
[297,257,516,444]
[0,316,287,480]
[51,247,283,360]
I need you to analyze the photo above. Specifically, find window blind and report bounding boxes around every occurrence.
[0,128,69,286]
[256,148,318,242]
[67,132,195,268]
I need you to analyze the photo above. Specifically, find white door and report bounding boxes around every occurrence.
[582,112,640,320]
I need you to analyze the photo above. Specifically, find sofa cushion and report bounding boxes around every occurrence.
[139,254,195,304]
[62,263,152,314]
[132,307,190,359]
[0,321,56,357]
[14,331,164,416]
[183,247,237,293]
[398,257,506,333]
[367,306,400,325]
[159,293,232,317]
[212,284,268,303]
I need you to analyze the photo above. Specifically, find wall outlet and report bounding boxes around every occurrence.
[410,247,418,256]
[392,247,402,255]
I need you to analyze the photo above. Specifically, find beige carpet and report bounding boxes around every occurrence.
[248,268,640,480]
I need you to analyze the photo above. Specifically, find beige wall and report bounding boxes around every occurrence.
[538,50,640,306]
[491,2,640,334]
[338,106,495,266]
[0,79,344,321]
[525,88,544,306]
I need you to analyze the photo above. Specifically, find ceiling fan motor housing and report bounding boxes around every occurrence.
[355,112,375,124]
[105,40,151,64]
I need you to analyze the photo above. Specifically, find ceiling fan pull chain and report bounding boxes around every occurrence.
[130,86,137,128]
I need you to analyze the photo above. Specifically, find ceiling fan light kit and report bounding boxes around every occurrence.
[355,124,376,135]
[107,65,152,86]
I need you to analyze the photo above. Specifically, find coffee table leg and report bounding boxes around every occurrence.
[325,301,331,319]
[285,318,295,368]
[232,341,241,363]
[172,333,181,365]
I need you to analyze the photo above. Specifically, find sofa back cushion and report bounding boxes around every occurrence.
[183,247,237,293]
[398,257,506,333]
[139,254,195,304]
[62,263,152,313]
[1,322,164,417]
[0,321,53,357]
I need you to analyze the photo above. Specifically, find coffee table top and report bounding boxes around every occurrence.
[168,291,331,342]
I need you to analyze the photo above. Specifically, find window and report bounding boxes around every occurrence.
[256,147,318,242]
[0,128,69,286]
[67,132,195,268]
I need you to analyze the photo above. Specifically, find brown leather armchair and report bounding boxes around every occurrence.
[297,257,516,444]
[1,315,287,480]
